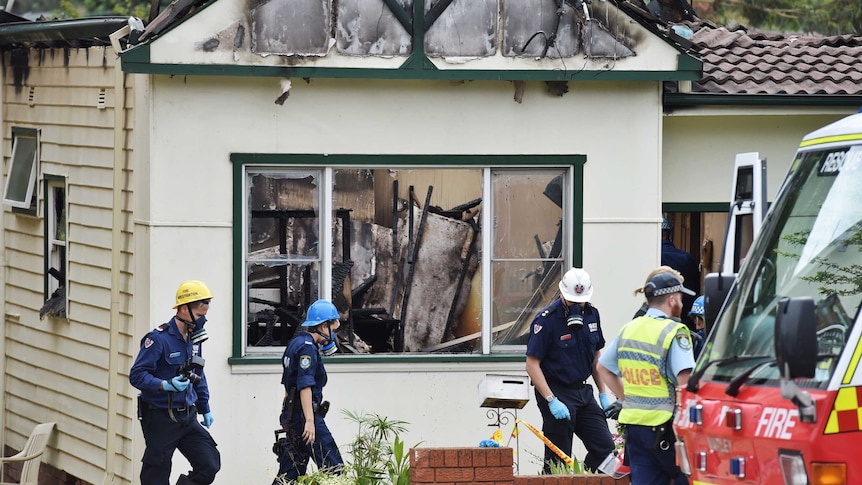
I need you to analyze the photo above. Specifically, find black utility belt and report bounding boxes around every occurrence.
[549,381,586,389]
[146,402,196,413]
[292,400,330,418]
[630,421,675,450]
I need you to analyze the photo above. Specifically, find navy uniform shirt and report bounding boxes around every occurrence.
[129,318,210,413]
[526,298,605,387]
[281,332,327,405]
[661,241,700,292]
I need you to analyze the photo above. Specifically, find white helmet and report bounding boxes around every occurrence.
[559,268,593,303]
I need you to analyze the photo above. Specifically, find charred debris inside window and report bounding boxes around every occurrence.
[246,168,567,354]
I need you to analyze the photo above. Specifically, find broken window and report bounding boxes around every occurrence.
[41,176,67,319]
[3,127,39,213]
[237,157,579,356]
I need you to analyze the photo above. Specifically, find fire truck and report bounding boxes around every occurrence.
[674,112,862,485]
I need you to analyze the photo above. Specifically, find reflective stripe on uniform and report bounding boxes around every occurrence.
[617,316,682,426]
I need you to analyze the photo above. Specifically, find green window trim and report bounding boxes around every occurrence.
[230,153,586,364]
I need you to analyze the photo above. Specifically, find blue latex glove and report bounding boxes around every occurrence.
[479,439,501,448]
[548,397,571,420]
[202,412,214,428]
[164,376,189,392]
[599,392,612,410]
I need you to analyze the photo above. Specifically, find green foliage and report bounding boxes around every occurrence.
[545,458,582,475]
[273,410,416,485]
[778,229,862,296]
[696,0,861,35]
[385,434,411,485]
[342,410,413,485]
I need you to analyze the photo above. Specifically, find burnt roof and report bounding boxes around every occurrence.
[0,16,129,49]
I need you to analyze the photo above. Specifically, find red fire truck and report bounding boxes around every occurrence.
[674,112,862,485]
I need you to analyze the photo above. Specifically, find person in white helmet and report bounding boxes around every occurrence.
[525,267,615,474]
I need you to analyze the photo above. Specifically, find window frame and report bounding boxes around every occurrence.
[230,154,585,364]
[4,127,40,215]
[44,175,68,318]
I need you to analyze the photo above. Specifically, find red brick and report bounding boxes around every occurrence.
[474,465,513,481]
[431,449,446,467]
[444,448,460,467]
[409,467,436,483]
[514,477,531,485]
[614,476,630,485]
[436,467,474,482]
[500,448,514,467]
[411,448,432,469]
[486,448,502,466]
[458,448,474,467]
[584,474,602,485]
[473,449,488,467]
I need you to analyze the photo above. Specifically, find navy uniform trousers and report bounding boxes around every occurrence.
[273,410,343,484]
[538,385,614,473]
[625,425,688,485]
[139,405,220,485]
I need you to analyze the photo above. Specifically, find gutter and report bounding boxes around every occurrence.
[0,16,128,47]
[665,93,862,108]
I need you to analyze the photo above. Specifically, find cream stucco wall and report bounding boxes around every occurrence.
[663,108,855,204]
[135,75,665,482]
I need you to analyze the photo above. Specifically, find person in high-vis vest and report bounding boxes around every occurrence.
[597,272,696,485]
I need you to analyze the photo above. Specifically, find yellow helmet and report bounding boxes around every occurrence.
[173,280,213,309]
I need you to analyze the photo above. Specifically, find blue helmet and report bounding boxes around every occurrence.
[661,218,672,231]
[690,295,705,317]
[301,300,340,327]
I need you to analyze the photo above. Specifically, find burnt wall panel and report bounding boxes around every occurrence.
[336,0,413,55]
[585,22,634,58]
[251,0,331,55]
[502,0,580,57]
[424,0,497,58]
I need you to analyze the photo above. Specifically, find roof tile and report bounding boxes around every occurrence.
[683,21,862,95]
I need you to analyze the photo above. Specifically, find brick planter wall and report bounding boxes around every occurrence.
[410,447,630,485]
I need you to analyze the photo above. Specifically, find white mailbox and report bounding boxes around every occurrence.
[478,374,530,409]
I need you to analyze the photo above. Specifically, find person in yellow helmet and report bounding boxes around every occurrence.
[130,280,221,485]
[597,272,695,485]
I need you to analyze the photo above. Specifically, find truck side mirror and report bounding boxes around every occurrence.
[775,297,817,379]
[703,272,736,335]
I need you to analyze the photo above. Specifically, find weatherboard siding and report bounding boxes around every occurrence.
[2,46,136,484]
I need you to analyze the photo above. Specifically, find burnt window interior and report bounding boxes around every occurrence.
[242,164,574,355]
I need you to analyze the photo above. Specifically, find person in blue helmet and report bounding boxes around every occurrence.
[129,280,220,485]
[525,267,615,474]
[689,295,706,358]
[660,218,700,321]
[273,299,344,484]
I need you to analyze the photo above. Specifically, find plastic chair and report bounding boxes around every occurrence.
[0,422,56,485]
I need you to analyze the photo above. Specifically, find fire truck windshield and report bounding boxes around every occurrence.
[698,144,862,388]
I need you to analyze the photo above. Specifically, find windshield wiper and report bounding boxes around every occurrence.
[724,358,776,397]
[686,355,773,393]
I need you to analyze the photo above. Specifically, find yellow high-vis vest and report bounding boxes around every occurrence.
[617,316,689,426]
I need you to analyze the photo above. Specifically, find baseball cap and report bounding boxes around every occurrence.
[644,273,695,298]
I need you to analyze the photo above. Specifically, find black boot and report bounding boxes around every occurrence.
[176,474,202,485]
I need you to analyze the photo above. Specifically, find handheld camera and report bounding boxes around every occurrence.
[177,355,205,385]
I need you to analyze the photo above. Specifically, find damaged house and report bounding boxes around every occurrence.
[2,0,862,483]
